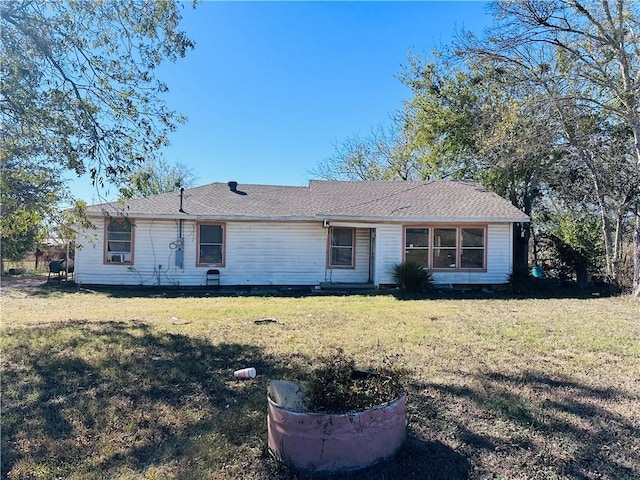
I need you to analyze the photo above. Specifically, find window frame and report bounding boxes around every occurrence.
[103,217,135,265]
[404,227,431,269]
[327,226,356,269]
[432,227,458,270]
[403,224,487,272]
[460,227,486,270]
[196,221,226,267]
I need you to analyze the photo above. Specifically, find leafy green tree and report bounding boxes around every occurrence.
[312,123,421,181]
[1,0,195,263]
[400,58,560,270]
[1,0,195,186]
[546,114,640,282]
[0,156,95,272]
[0,161,60,270]
[460,0,640,294]
[545,212,604,288]
[119,158,197,198]
[399,56,482,181]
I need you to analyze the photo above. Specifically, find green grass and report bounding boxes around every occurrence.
[1,282,639,479]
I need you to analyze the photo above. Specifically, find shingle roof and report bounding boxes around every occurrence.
[309,180,529,222]
[89,183,312,219]
[87,180,529,222]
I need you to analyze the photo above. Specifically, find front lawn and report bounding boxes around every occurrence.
[1,283,639,479]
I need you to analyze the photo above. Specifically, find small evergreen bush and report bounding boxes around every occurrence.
[392,261,434,292]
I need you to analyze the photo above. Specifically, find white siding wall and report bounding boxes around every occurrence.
[75,218,188,286]
[223,222,326,285]
[75,219,329,286]
[75,219,514,287]
[374,224,404,285]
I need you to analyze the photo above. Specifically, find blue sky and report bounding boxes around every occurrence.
[77,1,493,203]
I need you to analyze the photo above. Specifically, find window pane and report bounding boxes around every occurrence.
[199,245,222,264]
[332,228,353,247]
[200,225,222,244]
[434,228,456,248]
[108,231,131,241]
[406,228,429,248]
[406,249,429,268]
[462,228,484,247]
[331,247,352,266]
[433,248,456,269]
[108,241,131,252]
[108,220,131,244]
[461,249,484,269]
[109,220,131,234]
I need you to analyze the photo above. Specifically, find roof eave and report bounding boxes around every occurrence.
[86,211,317,222]
[315,215,530,223]
[86,211,529,223]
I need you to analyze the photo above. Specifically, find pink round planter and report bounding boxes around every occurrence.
[267,380,407,474]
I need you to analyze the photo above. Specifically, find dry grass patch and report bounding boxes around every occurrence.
[1,282,639,479]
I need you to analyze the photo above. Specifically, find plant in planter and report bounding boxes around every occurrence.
[304,351,404,413]
[267,350,407,474]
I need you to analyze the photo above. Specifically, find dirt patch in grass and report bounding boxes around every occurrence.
[0,274,51,292]
[1,288,639,479]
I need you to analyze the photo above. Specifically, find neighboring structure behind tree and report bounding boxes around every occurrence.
[73,180,529,288]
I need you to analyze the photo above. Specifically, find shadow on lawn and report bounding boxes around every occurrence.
[1,321,469,480]
[408,370,640,480]
[349,437,469,480]
[1,321,301,478]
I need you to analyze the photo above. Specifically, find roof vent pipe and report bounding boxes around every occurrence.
[228,181,238,192]
[178,187,185,213]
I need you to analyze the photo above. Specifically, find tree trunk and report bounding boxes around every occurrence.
[620,69,640,298]
[612,210,626,282]
[513,186,534,273]
[585,163,616,280]
[634,210,640,298]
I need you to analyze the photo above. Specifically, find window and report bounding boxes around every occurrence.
[198,223,224,266]
[405,227,430,268]
[329,227,354,268]
[433,228,457,269]
[404,226,486,271]
[461,227,485,269]
[105,218,133,264]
